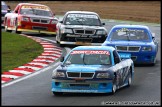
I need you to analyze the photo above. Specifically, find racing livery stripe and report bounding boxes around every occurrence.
[2,34,62,84]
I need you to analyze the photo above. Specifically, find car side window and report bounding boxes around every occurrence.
[113,50,121,64]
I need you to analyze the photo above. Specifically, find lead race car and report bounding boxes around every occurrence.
[102,25,158,65]
[4,3,58,35]
[56,11,107,46]
[51,46,134,95]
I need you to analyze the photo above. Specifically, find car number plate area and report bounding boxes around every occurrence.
[119,53,131,59]
[76,41,91,45]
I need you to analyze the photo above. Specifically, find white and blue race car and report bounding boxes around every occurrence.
[102,25,158,65]
[51,46,134,95]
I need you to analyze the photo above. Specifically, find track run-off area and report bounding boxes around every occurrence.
[1,19,161,106]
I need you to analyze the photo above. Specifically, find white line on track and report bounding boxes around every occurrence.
[1,61,60,88]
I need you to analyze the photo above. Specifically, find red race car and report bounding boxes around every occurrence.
[4,3,58,35]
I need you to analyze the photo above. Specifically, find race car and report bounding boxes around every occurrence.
[56,11,107,47]
[4,3,58,35]
[1,1,11,27]
[102,25,158,65]
[51,46,134,95]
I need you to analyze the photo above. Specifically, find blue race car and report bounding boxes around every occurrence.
[102,25,158,65]
[51,46,134,95]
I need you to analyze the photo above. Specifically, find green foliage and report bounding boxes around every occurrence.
[1,32,43,73]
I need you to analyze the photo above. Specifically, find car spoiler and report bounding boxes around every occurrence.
[118,53,131,59]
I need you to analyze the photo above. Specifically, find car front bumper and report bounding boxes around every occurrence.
[118,51,157,64]
[51,79,113,93]
[17,21,57,34]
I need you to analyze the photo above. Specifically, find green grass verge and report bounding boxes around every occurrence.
[1,32,43,73]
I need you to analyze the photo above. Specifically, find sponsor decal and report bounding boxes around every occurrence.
[116,28,144,33]
[67,14,98,19]
[21,5,49,10]
[71,50,110,55]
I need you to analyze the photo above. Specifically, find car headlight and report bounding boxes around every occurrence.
[61,28,73,34]
[142,46,152,51]
[96,30,107,35]
[96,73,109,78]
[52,71,65,78]
[22,17,29,22]
[51,19,58,24]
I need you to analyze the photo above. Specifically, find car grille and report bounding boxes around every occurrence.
[31,18,50,24]
[74,29,95,35]
[67,72,94,79]
[116,46,141,52]
[32,26,47,31]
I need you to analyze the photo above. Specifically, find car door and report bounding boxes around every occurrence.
[113,50,124,87]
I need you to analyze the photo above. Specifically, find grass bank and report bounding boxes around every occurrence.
[1,32,43,73]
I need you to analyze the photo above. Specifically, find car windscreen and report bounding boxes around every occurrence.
[64,13,101,26]
[63,50,111,65]
[110,28,150,41]
[20,5,52,17]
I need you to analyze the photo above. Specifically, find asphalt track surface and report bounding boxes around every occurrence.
[1,20,161,106]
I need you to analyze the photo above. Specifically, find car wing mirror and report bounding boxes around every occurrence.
[152,33,155,39]
[7,9,11,13]
[114,57,120,64]
[60,56,64,62]
[59,21,63,23]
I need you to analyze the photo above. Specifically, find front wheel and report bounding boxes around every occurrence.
[15,20,21,34]
[110,80,117,95]
[4,19,12,33]
[5,25,12,33]
[127,72,132,87]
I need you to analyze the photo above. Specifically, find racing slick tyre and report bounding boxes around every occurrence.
[53,92,63,96]
[150,56,157,66]
[15,19,21,34]
[127,71,132,87]
[110,79,117,95]
[4,19,12,33]
[4,25,12,33]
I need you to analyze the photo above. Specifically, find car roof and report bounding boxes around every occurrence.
[112,24,149,30]
[17,3,48,7]
[71,46,115,52]
[65,11,99,15]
